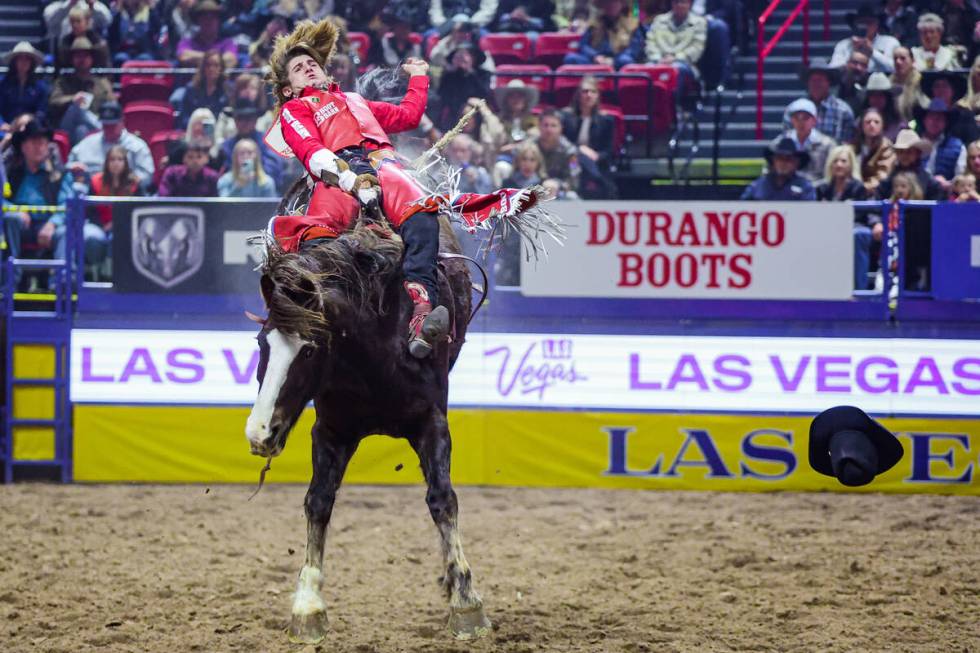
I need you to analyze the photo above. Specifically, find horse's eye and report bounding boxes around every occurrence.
[304,347,315,359]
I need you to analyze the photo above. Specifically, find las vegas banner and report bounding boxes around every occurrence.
[521,201,854,299]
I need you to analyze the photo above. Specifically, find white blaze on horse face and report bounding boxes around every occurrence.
[245,328,305,450]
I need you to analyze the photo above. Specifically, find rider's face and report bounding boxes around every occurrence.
[284,54,329,97]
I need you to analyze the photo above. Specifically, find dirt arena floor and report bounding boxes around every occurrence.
[0,483,978,653]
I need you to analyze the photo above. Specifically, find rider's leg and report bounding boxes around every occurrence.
[397,213,447,359]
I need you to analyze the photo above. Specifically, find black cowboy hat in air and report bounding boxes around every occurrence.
[920,69,969,103]
[764,136,810,168]
[11,119,53,152]
[809,406,904,487]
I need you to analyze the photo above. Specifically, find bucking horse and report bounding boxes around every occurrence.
[243,211,492,644]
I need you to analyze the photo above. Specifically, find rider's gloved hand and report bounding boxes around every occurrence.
[308,148,358,192]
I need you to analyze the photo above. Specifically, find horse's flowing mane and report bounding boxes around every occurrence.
[260,225,405,341]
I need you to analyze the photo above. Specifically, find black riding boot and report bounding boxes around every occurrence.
[398,213,447,358]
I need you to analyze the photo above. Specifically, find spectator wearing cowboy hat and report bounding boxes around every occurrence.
[912,14,961,71]
[2,120,106,286]
[782,60,856,143]
[219,99,284,190]
[740,137,816,200]
[0,43,50,127]
[858,72,907,141]
[877,128,944,199]
[435,42,493,131]
[67,101,154,188]
[493,79,540,183]
[921,68,979,144]
[54,3,111,69]
[879,0,918,46]
[177,0,239,68]
[830,2,900,74]
[918,98,968,187]
[770,98,836,182]
[368,4,423,68]
[47,37,115,145]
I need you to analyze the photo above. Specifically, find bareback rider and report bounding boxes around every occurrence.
[264,19,447,358]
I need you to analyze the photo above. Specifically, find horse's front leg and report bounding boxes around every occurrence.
[412,408,491,640]
[288,431,356,644]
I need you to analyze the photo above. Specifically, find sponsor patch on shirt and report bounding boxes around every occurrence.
[312,102,340,126]
[281,107,311,139]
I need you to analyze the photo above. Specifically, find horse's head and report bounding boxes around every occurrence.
[244,255,335,457]
[244,228,403,457]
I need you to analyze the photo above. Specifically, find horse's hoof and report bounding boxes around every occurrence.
[448,605,491,640]
[287,610,328,644]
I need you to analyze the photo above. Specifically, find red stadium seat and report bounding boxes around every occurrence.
[553,64,614,107]
[600,104,625,153]
[619,64,678,135]
[425,33,440,58]
[534,32,581,68]
[123,102,175,142]
[480,34,533,65]
[52,130,70,163]
[149,129,185,170]
[494,64,553,99]
[119,60,174,106]
[347,31,371,62]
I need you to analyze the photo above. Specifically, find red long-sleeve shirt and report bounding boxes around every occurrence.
[279,75,429,170]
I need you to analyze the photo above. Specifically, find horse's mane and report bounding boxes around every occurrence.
[261,225,405,341]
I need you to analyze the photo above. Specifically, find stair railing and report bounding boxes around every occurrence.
[756,0,810,139]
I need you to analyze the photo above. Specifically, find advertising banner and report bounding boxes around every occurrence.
[520,201,854,300]
[71,329,980,415]
[110,198,277,293]
[73,406,980,494]
[930,202,980,301]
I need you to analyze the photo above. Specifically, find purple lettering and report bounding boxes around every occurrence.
[81,347,114,382]
[855,356,899,394]
[903,357,950,395]
[952,358,980,396]
[223,349,259,384]
[666,354,709,391]
[816,356,851,393]
[770,355,810,392]
[166,348,205,384]
[629,353,662,390]
[486,343,587,400]
[118,348,162,383]
[712,355,751,392]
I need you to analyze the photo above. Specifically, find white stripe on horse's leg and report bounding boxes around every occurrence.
[292,565,326,615]
[436,517,481,610]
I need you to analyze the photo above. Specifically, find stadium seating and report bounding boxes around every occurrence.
[600,105,626,154]
[553,64,615,107]
[618,64,678,135]
[123,103,175,142]
[148,130,185,169]
[52,130,70,163]
[533,33,581,69]
[347,31,371,62]
[479,34,533,65]
[119,60,174,106]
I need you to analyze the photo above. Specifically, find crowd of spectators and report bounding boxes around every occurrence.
[742,0,980,290]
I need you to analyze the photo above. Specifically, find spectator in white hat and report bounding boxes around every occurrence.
[912,14,960,71]
[771,98,836,182]
[0,42,50,128]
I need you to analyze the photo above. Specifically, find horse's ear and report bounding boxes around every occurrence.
[244,310,266,325]
[260,275,275,305]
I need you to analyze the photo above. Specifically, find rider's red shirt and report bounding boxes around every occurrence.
[277,76,429,170]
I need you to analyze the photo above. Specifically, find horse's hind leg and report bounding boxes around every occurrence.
[288,434,356,644]
[412,409,491,640]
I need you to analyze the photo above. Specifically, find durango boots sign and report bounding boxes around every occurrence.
[521,201,854,300]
